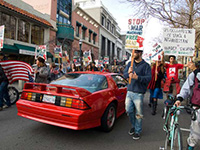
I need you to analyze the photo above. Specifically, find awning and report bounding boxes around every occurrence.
[2,44,18,54]
[14,44,35,56]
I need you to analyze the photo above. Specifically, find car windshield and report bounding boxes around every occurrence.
[51,73,108,93]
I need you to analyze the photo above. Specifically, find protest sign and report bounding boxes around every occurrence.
[73,56,81,67]
[83,50,92,66]
[150,43,163,61]
[163,28,195,56]
[35,45,47,61]
[125,34,144,49]
[104,56,109,64]
[123,55,127,60]
[54,46,62,58]
[127,19,145,35]
[0,25,5,49]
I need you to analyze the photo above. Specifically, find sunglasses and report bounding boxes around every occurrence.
[135,50,142,53]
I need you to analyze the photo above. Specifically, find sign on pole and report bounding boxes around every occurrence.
[54,46,62,58]
[35,45,47,61]
[0,25,5,49]
[150,43,163,61]
[163,28,195,56]
[125,34,144,49]
[104,56,109,64]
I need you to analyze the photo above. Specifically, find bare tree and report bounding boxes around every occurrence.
[124,0,200,43]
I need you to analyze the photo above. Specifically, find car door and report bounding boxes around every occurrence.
[111,75,127,112]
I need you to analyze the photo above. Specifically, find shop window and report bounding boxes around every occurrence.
[0,13,16,40]
[18,20,30,43]
[31,25,44,45]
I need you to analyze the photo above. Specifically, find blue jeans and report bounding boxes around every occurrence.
[0,81,11,107]
[125,91,144,134]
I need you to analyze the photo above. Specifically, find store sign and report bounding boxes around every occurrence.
[0,25,5,49]
[19,49,35,56]
[163,28,195,56]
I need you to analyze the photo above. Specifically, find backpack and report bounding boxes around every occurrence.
[191,69,200,107]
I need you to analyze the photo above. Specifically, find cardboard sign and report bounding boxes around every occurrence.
[83,50,92,66]
[125,34,144,49]
[0,25,5,49]
[151,43,163,61]
[54,46,62,58]
[163,28,195,56]
[35,45,47,60]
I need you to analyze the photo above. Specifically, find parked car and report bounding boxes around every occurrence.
[16,72,127,131]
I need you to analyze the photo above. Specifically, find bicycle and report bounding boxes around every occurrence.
[3,86,19,105]
[162,104,197,150]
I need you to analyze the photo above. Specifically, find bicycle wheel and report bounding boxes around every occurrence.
[171,124,183,150]
[164,131,171,150]
[8,86,19,105]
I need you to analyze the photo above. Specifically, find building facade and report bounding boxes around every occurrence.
[0,0,55,64]
[71,5,99,61]
[74,0,124,63]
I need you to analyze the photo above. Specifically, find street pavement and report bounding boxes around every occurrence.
[0,91,199,150]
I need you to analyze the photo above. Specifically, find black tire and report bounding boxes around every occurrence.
[8,86,19,105]
[172,124,183,150]
[101,103,116,132]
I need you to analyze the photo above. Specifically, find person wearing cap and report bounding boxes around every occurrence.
[0,52,11,110]
[123,48,151,140]
[174,58,200,150]
[35,57,48,83]
[162,52,186,98]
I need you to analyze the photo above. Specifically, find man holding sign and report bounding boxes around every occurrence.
[123,48,151,140]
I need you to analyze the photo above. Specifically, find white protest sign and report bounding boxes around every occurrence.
[35,45,47,61]
[127,19,145,35]
[0,25,5,49]
[125,34,144,49]
[151,43,163,61]
[54,46,62,58]
[163,28,195,56]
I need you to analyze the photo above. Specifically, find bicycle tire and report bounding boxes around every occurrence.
[164,131,171,150]
[8,86,19,105]
[171,124,183,150]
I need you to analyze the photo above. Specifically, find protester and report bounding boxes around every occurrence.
[90,62,98,71]
[102,64,109,72]
[147,60,164,115]
[175,58,200,150]
[0,52,11,110]
[49,62,59,81]
[123,49,151,140]
[35,57,48,83]
[162,52,186,98]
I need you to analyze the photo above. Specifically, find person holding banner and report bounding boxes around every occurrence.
[123,49,151,140]
[147,60,165,115]
[35,57,48,83]
[162,52,186,98]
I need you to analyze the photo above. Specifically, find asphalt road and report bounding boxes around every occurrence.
[0,92,199,150]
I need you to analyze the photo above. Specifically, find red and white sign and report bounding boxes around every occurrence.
[0,25,5,49]
[35,45,47,61]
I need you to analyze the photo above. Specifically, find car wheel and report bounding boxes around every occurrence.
[101,103,116,132]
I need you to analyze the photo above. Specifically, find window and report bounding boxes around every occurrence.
[18,20,30,43]
[93,33,96,44]
[107,20,111,30]
[82,28,86,40]
[112,75,127,88]
[89,30,92,43]
[31,25,44,45]
[76,25,80,37]
[57,0,72,24]
[111,25,115,34]
[0,13,16,40]
[101,15,105,26]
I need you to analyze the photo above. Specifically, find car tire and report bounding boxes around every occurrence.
[101,103,116,132]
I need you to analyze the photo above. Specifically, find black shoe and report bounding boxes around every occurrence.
[151,110,156,115]
[128,128,135,135]
[148,103,151,108]
[0,107,3,111]
[132,133,140,140]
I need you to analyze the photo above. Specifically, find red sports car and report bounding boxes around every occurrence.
[16,72,127,131]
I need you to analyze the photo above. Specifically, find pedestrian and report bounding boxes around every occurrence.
[175,58,200,150]
[147,60,164,115]
[102,64,109,72]
[35,57,48,83]
[123,49,151,140]
[0,52,11,110]
[90,61,98,71]
[49,62,59,81]
[162,52,187,98]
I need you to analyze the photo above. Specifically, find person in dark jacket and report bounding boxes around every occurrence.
[0,52,11,110]
[35,57,48,83]
[123,49,151,140]
[90,61,98,71]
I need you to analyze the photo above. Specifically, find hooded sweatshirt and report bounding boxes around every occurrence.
[123,60,152,94]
